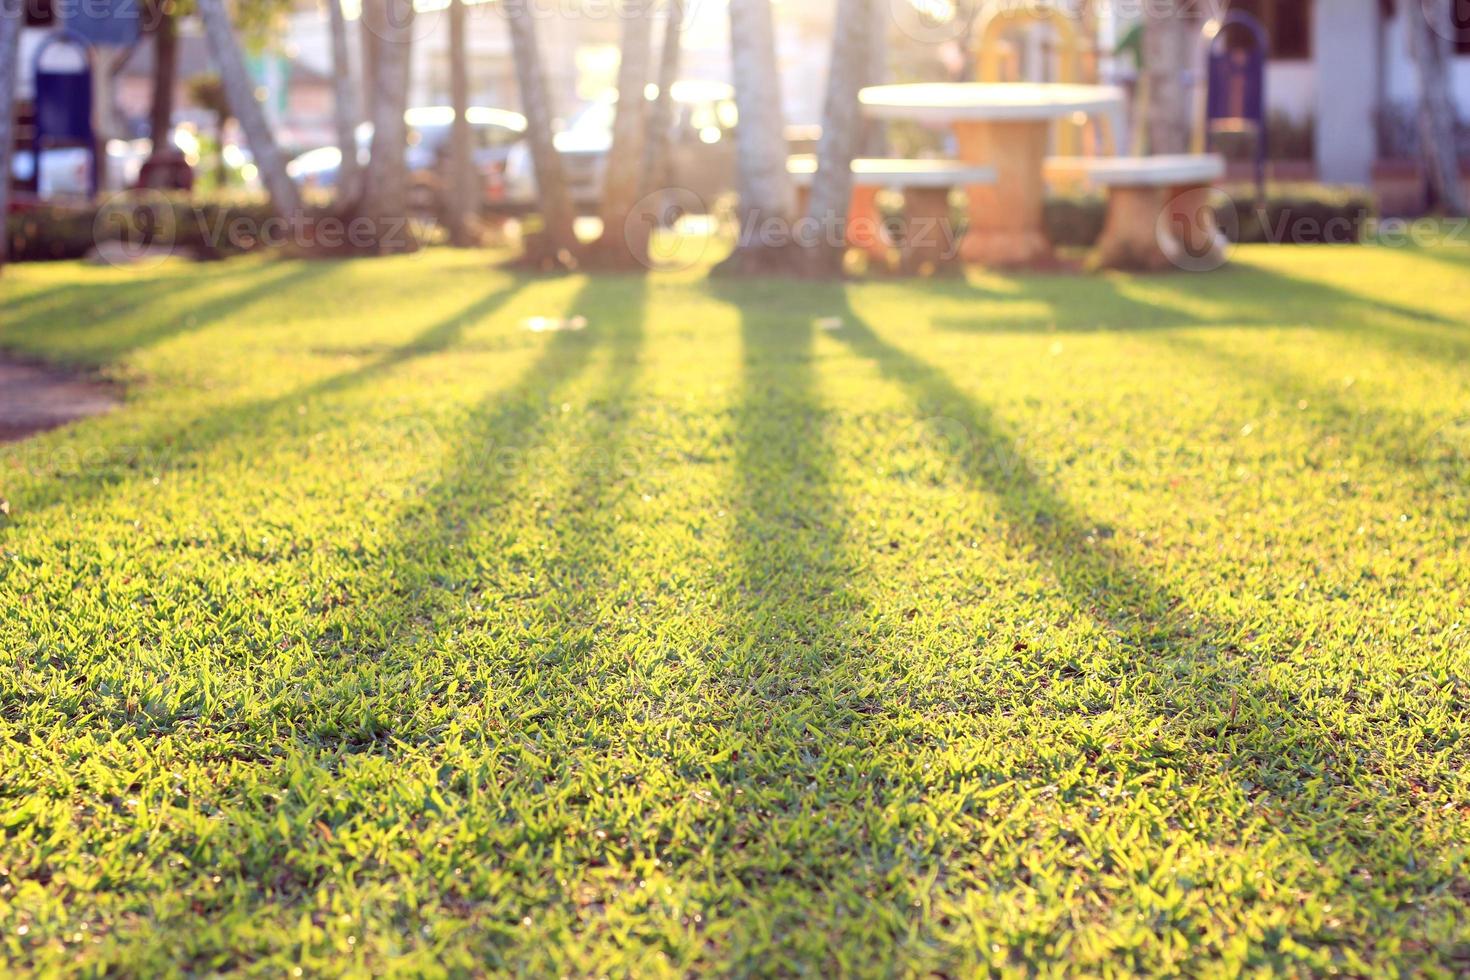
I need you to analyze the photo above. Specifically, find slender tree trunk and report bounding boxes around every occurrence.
[804,0,870,278]
[216,111,231,187]
[361,16,379,111]
[863,0,887,157]
[360,0,417,253]
[445,0,476,245]
[0,0,21,272]
[640,0,684,201]
[1141,0,1201,155]
[714,0,795,276]
[327,0,362,207]
[1409,0,1467,216]
[505,0,578,266]
[196,0,302,216]
[590,0,656,268]
[148,4,177,153]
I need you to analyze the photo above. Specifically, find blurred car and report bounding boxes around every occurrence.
[288,106,527,217]
[10,147,92,199]
[502,80,738,214]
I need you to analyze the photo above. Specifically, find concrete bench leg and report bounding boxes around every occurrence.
[900,186,961,275]
[847,185,890,265]
[954,119,1054,268]
[1094,182,1226,272]
[793,184,890,265]
[1164,184,1228,270]
[794,185,813,224]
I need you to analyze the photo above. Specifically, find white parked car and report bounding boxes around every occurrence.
[289,106,527,217]
[502,80,738,214]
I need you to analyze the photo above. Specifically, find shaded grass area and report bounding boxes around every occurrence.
[1,244,1468,974]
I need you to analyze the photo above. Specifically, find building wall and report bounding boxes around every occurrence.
[1265,61,1314,122]
[1262,1,1470,185]
[1380,12,1470,112]
[1310,0,1380,184]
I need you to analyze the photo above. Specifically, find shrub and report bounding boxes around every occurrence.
[1043,184,1375,248]
[1226,185,1375,245]
[4,195,279,263]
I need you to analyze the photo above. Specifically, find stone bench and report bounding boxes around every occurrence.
[1044,154,1227,270]
[788,156,997,272]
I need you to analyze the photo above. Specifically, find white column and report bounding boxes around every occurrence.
[1313,0,1381,185]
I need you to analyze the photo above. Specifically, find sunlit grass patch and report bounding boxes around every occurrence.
[2,243,1468,974]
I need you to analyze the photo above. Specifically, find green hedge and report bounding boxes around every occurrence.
[5,196,279,263]
[1044,184,1376,248]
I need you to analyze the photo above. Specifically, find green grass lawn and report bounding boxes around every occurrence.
[2,243,1469,975]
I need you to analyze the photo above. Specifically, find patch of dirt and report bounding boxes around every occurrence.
[0,357,121,443]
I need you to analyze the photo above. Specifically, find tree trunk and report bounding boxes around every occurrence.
[360,0,417,253]
[505,0,579,267]
[0,0,21,272]
[863,0,887,157]
[361,15,379,111]
[445,0,476,245]
[714,0,796,276]
[590,0,656,268]
[1409,0,1467,216]
[327,0,362,207]
[803,0,871,278]
[640,0,684,201]
[1141,0,1201,155]
[216,111,231,187]
[148,4,177,152]
[196,0,302,217]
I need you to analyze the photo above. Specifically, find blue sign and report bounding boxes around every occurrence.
[33,31,97,196]
[1205,11,1268,199]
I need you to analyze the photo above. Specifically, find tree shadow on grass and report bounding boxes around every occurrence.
[280,273,649,742]
[691,281,948,969]
[1,259,334,364]
[171,277,653,959]
[1149,328,1470,522]
[7,276,532,521]
[1130,260,1470,363]
[824,286,1469,963]
[22,275,651,974]
[930,259,1466,365]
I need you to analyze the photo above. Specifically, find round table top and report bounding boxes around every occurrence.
[1045,154,1226,186]
[860,83,1126,124]
[786,155,997,188]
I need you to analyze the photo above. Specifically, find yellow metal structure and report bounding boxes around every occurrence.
[972,4,1108,157]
